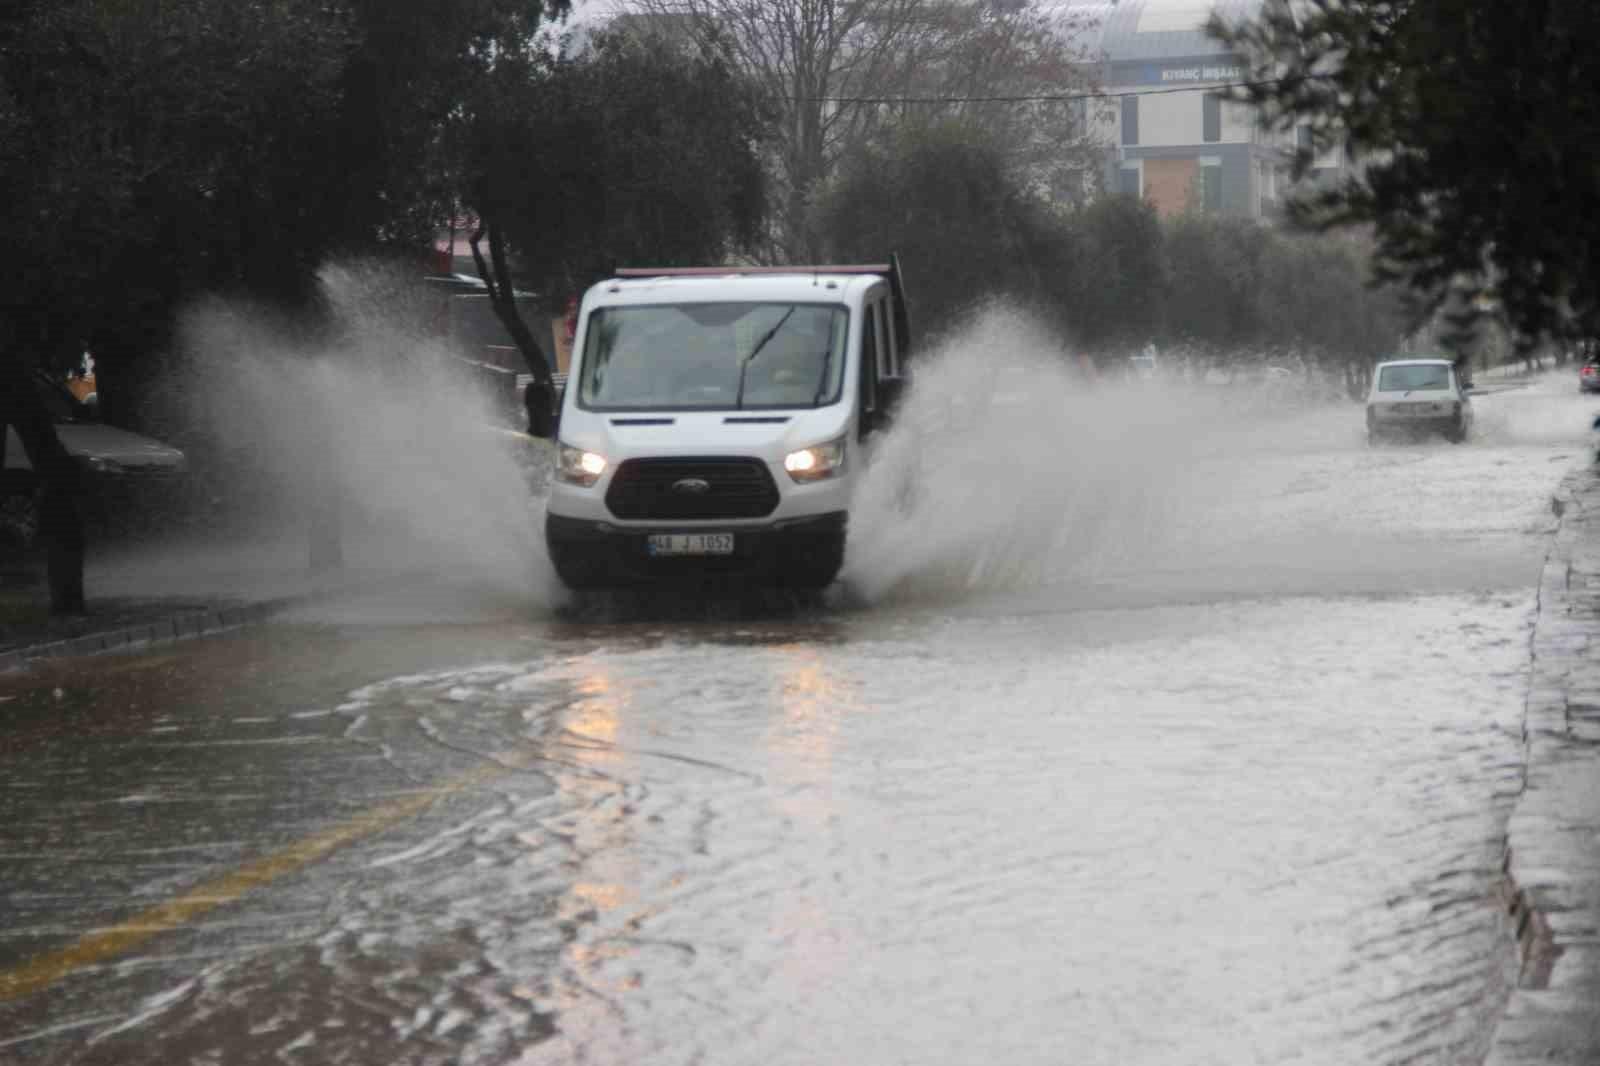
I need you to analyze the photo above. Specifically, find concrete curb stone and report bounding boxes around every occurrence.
[1487,459,1600,1065]
[0,567,437,675]
[0,599,290,674]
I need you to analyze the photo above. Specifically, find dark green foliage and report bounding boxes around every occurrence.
[0,0,575,392]
[458,30,771,305]
[1166,214,1268,347]
[1209,0,1600,349]
[813,118,1073,339]
[1,0,358,426]
[812,119,1406,365]
[1065,196,1168,348]
[332,0,571,252]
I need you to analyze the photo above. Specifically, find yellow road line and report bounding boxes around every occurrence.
[0,764,507,1004]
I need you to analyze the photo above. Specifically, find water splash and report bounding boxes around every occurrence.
[842,307,1229,604]
[160,259,563,609]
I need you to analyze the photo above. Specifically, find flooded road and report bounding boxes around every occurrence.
[1,374,1595,1064]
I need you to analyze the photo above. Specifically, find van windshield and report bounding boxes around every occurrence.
[1378,364,1451,392]
[578,303,850,411]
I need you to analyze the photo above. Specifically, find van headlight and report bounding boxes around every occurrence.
[556,442,608,487]
[783,436,846,483]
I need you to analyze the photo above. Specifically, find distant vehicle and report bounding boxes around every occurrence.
[1366,358,1473,444]
[540,260,911,590]
[1129,345,1159,381]
[1,371,186,547]
[1580,358,1600,393]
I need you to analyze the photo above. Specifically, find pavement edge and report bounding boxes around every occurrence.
[1486,461,1600,1064]
[0,598,297,674]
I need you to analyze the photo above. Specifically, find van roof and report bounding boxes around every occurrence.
[1376,357,1454,367]
[590,270,885,306]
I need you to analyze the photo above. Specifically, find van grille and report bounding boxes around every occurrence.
[606,458,780,520]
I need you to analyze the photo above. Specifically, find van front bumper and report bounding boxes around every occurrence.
[545,511,847,589]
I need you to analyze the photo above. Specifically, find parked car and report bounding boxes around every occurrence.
[1,371,186,547]
[1580,358,1600,393]
[1366,358,1473,444]
[1128,345,1159,381]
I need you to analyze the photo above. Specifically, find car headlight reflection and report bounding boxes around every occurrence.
[783,436,846,483]
[556,443,608,487]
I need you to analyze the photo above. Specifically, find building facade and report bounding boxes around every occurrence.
[1067,0,1349,219]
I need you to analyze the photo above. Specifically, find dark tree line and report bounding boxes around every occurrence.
[12,0,1560,613]
[813,118,1409,379]
[0,0,769,612]
[1208,0,1600,353]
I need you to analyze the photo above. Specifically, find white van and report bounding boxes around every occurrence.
[541,263,909,589]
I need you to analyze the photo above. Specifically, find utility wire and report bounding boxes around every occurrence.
[805,76,1317,104]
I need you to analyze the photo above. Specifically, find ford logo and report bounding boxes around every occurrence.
[671,477,712,495]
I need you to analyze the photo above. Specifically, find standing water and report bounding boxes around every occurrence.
[47,294,1599,1064]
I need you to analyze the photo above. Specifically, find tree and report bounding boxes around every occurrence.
[1164,215,1268,350]
[457,26,771,402]
[624,0,1102,260]
[1,0,591,605]
[811,115,1407,380]
[812,117,1069,338]
[1063,195,1168,353]
[1,0,353,611]
[1209,0,1600,350]
[1253,229,1408,394]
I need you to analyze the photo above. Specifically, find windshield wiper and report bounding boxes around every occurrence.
[735,307,795,409]
[813,335,834,406]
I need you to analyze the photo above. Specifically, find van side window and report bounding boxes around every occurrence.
[860,303,879,416]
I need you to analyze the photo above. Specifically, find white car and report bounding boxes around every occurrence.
[1366,358,1473,444]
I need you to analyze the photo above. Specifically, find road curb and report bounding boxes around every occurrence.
[1486,459,1600,1065]
[0,598,298,674]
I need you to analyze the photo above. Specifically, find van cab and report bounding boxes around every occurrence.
[542,263,909,589]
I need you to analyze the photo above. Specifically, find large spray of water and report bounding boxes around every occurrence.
[93,270,1588,618]
[842,307,1242,604]
[150,260,562,608]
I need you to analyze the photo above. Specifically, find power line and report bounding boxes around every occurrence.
[806,76,1308,104]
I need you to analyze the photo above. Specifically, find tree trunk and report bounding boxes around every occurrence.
[470,220,556,436]
[0,350,86,614]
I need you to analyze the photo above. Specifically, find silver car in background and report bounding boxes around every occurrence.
[1366,358,1473,444]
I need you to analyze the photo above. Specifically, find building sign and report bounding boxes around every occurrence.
[1161,65,1244,83]
[1110,59,1245,88]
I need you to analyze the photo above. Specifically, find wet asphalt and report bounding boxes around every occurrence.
[1,380,1597,1065]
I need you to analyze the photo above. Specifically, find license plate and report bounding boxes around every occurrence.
[647,533,735,557]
